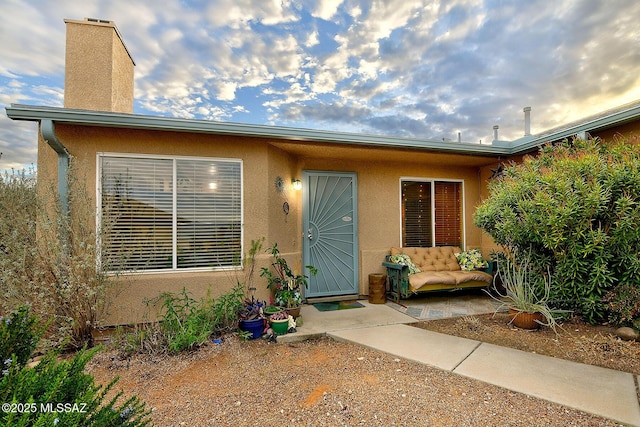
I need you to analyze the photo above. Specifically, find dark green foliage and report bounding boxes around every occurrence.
[0,305,151,426]
[0,305,44,367]
[475,137,640,323]
[208,282,245,335]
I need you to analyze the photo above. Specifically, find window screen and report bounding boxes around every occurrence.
[99,155,242,272]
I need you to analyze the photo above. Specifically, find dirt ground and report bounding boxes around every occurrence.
[87,313,638,426]
[415,312,640,376]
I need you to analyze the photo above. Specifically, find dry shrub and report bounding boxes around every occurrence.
[0,159,122,350]
[454,316,488,334]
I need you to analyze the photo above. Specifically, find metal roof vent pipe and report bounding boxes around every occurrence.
[493,125,499,142]
[524,106,532,136]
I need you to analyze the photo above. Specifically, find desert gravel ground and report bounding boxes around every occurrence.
[88,334,624,426]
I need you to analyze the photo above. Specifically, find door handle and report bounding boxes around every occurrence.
[307,228,313,240]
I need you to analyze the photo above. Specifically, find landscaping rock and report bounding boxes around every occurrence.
[615,326,639,341]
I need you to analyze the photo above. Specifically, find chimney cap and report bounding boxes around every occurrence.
[85,17,114,24]
[523,106,532,112]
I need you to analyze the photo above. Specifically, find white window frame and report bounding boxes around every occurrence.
[96,152,244,274]
[398,177,466,248]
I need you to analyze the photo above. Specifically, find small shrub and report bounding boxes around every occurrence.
[123,282,246,355]
[604,283,640,328]
[115,323,168,359]
[157,288,214,354]
[0,304,45,366]
[455,316,486,334]
[0,304,151,426]
[208,282,245,335]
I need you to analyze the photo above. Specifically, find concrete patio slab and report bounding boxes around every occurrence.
[454,342,640,426]
[385,290,501,320]
[277,300,415,343]
[329,324,481,371]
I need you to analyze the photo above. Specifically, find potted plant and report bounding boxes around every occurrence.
[237,296,266,340]
[263,305,285,317]
[486,250,567,330]
[260,243,318,318]
[268,310,290,335]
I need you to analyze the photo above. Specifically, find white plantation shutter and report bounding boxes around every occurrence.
[100,155,242,272]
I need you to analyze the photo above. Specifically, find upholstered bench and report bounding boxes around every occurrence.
[382,246,493,302]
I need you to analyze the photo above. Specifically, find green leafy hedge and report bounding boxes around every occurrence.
[475,137,640,323]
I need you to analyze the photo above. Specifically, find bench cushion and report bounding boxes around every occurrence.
[389,246,492,293]
[391,246,462,271]
[408,271,457,289]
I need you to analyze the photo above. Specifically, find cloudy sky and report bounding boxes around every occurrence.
[1,0,640,171]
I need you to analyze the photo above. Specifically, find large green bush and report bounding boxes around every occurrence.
[475,137,640,323]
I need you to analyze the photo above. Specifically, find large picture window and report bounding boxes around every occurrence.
[98,154,242,272]
[401,180,463,247]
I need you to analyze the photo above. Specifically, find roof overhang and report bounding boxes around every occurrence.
[8,101,640,159]
[6,104,512,157]
[509,101,640,154]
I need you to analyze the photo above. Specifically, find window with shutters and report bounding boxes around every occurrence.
[401,179,463,248]
[98,154,242,272]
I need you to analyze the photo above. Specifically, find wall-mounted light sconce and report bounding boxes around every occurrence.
[292,179,302,191]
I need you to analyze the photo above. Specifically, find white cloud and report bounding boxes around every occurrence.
[205,0,299,28]
[360,0,424,40]
[217,81,238,101]
[305,30,320,48]
[312,0,344,21]
[1,0,640,170]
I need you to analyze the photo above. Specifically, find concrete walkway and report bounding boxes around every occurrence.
[278,301,640,426]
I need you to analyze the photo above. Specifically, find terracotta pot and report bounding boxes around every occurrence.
[509,309,544,330]
[286,306,301,319]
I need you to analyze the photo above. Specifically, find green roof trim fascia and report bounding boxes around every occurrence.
[8,101,640,157]
[510,101,640,153]
[5,104,511,156]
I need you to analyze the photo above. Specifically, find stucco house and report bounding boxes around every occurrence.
[6,18,640,325]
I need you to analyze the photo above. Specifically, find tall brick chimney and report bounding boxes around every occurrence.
[63,18,135,113]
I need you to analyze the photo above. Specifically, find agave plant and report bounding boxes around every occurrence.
[487,250,568,330]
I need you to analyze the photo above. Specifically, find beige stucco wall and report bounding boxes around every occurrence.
[38,123,501,324]
[43,124,280,324]
[265,144,303,268]
[298,155,489,296]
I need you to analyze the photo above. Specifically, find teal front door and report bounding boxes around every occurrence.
[303,171,358,298]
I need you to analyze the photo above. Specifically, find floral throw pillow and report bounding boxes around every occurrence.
[455,249,489,271]
[388,254,421,274]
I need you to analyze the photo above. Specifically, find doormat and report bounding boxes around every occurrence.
[312,300,365,312]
